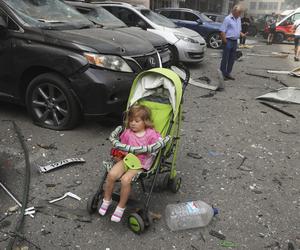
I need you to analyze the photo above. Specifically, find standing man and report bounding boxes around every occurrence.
[293,18,300,61]
[267,13,277,45]
[240,13,250,45]
[219,5,245,81]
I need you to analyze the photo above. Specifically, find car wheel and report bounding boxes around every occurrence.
[26,73,80,130]
[208,33,222,49]
[169,45,179,64]
[275,32,285,43]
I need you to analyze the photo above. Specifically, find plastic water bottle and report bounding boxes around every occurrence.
[165,200,218,231]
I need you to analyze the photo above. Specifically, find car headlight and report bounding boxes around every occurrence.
[84,53,133,72]
[174,34,198,44]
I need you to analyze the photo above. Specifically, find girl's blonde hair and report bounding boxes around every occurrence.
[124,104,153,129]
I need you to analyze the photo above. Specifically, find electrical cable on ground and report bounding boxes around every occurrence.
[2,121,36,249]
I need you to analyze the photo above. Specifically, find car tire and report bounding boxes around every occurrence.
[169,45,179,64]
[207,32,222,49]
[274,32,285,43]
[25,73,81,130]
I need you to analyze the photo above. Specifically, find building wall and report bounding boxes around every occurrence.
[245,0,285,17]
[121,0,150,8]
[125,0,238,14]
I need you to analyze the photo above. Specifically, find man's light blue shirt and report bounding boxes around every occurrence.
[220,14,241,40]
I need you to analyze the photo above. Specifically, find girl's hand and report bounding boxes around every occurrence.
[113,156,123,162]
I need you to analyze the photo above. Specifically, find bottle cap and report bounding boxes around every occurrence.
[213,207,219,216]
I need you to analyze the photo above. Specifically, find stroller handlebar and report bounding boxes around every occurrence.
[171,63,190,90]
[109,126,171,154]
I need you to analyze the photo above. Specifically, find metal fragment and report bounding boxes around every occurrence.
[38,158,85,173]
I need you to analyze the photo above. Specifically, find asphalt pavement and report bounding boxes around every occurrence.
[0,38,299,250]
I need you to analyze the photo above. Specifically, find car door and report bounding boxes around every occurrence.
[0,9,15,98]
[290,13,300,35]
[277,13,300,37]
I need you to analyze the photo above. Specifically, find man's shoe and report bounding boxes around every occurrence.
[226,75,235,80]
[223,76,230,81]
[295,57,299,62]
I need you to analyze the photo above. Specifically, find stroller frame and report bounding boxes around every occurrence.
[87,65,190,234]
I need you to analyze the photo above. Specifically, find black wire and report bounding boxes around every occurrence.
[5,121,32,250]
[0,230,41,250]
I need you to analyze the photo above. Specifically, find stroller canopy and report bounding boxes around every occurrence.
[127,68,183,121]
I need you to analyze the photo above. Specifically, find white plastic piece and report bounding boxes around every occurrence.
[49,192,81,204]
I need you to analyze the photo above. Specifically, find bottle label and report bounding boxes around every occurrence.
[186,201,200,214]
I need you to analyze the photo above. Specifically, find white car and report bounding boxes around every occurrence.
[98,2,207,63]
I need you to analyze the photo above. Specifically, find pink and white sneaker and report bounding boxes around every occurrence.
[98,199,112,216]
[111,206,125,222]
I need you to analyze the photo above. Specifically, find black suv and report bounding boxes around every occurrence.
[0,0,160,130]
[65,1,171,67]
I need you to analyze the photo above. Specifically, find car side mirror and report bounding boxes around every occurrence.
[0,16,7,30]
[196,19,203,25]
[137,20,147,30]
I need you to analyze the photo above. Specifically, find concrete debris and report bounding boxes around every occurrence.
[267,67,300,77]
[187,152,202,159]
[200,91,216,98]
[257,87,300,104]
[239,44,254,49]
[148,211,162,221]
[8,205,19,213]
[246,52,288,58]
[37,143,57,150]
[172,65,223,90]
[209,230,226,240]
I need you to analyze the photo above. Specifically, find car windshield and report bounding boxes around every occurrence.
[87,7,127,28]
[195,11,214,22]
[5,0,93,29]
[140,9,177,28]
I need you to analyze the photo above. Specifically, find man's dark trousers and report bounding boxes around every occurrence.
[220,39,237,77]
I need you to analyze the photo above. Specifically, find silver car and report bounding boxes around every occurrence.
[99,2,207,63]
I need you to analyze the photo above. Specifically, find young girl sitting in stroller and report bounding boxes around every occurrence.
[99,104,161,222]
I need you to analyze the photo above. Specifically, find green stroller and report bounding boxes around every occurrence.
[87,66,190,234]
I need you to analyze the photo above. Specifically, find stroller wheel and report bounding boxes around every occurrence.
[87,193,100,214]
[170,176,182,193]
[163,173,171,189]
[155,173,170,191]
[128,213,145,234]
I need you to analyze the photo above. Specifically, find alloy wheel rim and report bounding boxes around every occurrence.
[31,83,69,127]
[210,34,222,48]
